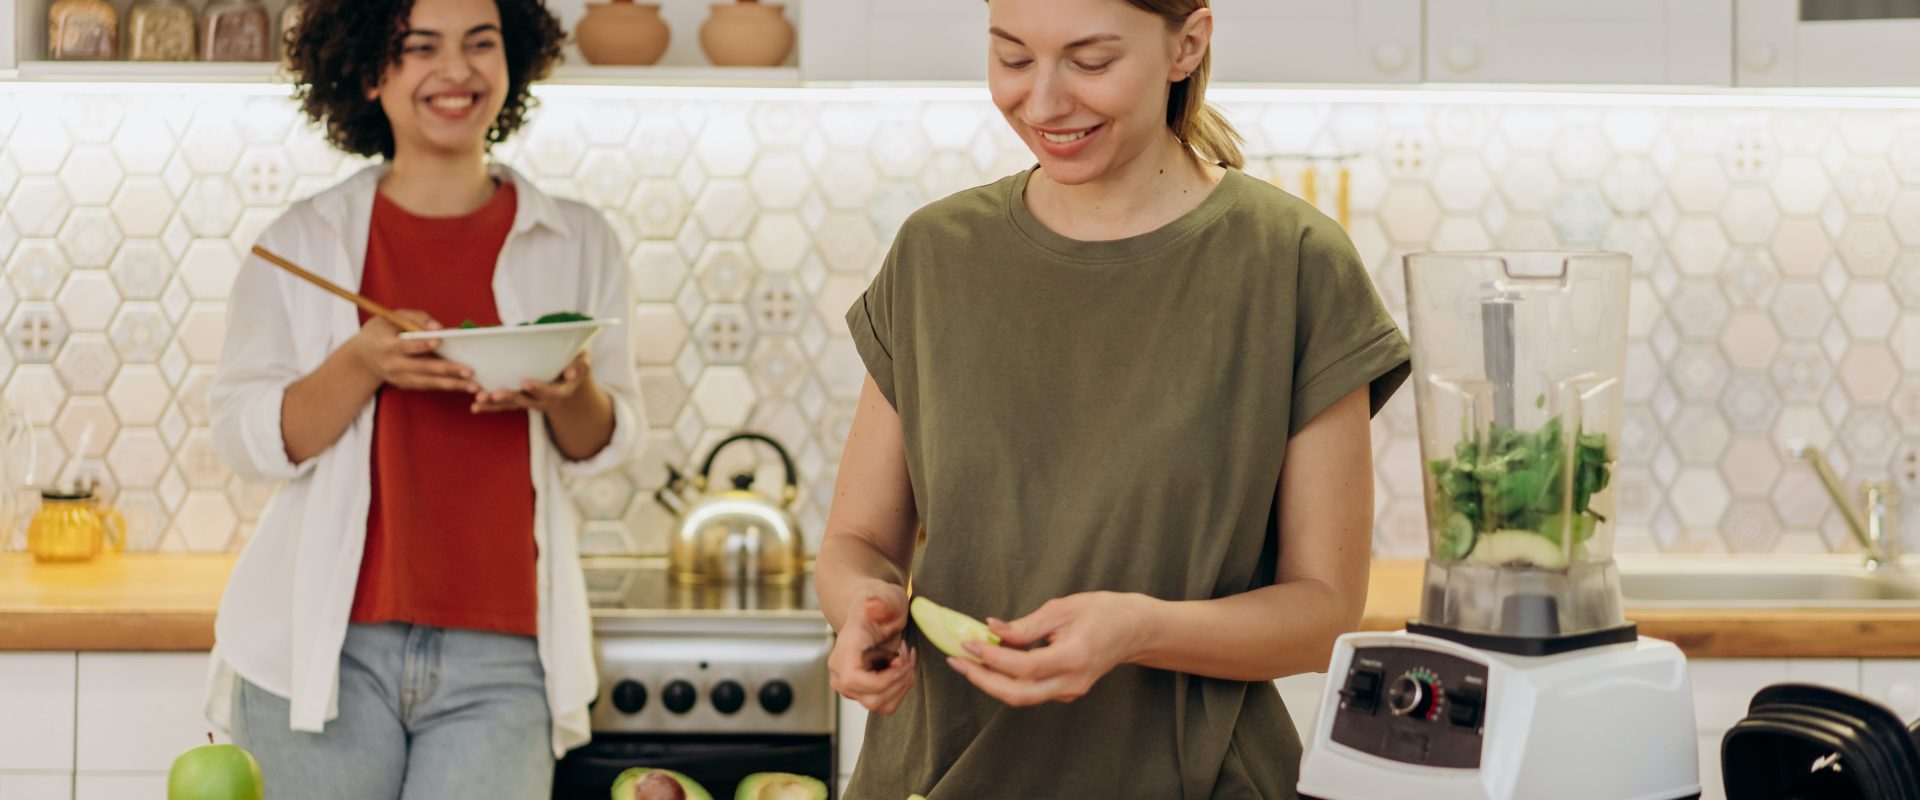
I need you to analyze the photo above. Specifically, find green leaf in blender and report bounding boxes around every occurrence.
[1428,413,1612,567]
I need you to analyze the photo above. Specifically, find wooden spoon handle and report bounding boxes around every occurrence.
[249,245,425,333]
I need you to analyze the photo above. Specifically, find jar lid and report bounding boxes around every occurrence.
[40,488,93,501]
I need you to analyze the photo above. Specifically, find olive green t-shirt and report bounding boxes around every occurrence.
[843,167,1411,800]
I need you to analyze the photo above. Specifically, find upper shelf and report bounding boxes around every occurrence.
[6,61,803,88]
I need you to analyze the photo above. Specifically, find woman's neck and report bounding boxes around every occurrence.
[378,146,497,217]
[1026,130,1226,242]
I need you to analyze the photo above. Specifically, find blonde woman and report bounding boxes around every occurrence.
[815,0,1412,796]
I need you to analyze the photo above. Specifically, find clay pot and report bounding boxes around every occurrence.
[577,0,670,67]
[699,1,794,67]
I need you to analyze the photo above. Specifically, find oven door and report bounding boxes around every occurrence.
[554,733,835,799]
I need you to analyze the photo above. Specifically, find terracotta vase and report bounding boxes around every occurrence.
[699,1,794,67]
[577,0,670,66]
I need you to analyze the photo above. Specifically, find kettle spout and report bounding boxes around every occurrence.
[654,465,693,516]
[653,485,687,517]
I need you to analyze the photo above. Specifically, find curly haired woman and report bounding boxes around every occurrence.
[204,0,643,796]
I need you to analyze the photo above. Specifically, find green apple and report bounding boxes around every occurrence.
[910,596,999,663]
[167,742,263,800]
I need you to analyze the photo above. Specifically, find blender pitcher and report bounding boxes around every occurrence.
[1404,251,1633,653]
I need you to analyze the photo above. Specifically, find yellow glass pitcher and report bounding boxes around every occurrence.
[28,488,125,563]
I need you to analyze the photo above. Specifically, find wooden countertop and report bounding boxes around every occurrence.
[6,555,1920,658]
[0,554,233,650]
[1361,560,1920,659]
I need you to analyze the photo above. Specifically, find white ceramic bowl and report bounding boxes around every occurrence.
[399,319,617,392]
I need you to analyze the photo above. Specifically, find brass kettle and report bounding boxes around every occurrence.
[656,432,804,585]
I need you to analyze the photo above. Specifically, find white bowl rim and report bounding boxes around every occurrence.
[397,318,620,341]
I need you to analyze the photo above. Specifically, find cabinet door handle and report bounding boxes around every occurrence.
[1372,43,1411,73]
[1445,43,1482,74]
[1743,43,1778,71]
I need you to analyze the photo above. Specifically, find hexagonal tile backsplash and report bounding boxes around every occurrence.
[1,87,1917,559]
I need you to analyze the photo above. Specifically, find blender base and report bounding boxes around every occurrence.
[1406,620,1639,656]
[1297,629,1700,800]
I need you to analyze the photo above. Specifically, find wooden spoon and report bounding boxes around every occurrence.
[249,245,424,333]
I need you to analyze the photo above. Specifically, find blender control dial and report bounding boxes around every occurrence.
[1387,668,1444,721]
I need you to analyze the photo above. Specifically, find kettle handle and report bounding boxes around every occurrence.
[697,432,798,506]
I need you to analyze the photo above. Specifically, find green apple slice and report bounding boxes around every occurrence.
[1466,529,1570,569]
[910,596,1000,662]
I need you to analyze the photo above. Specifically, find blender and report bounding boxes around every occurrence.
[1298,252,1700,800]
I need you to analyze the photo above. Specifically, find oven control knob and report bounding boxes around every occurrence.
[662,680,697,714]
[611,680,648,714]
[711,680,746,715]
[759,680,795,714]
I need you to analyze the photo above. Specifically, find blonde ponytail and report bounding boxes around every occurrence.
[1163,43,1243,169]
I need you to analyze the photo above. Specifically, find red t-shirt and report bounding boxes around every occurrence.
[348,182,537,636]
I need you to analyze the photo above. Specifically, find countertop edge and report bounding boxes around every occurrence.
[8,556,1920,658]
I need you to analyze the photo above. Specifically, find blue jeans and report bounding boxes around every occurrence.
[231,623,554,800]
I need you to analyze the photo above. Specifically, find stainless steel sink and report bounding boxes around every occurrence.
[1616,555,1920,609]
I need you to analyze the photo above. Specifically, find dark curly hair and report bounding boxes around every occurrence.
[286,0,565,159]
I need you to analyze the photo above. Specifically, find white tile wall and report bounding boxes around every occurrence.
[0,87,1916,558]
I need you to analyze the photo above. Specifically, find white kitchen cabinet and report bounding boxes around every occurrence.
[72,774,165,800]
[0,773,72,800]
[1425,0,1733,85]
[802,0,1419,85]
[1,0,16,70]
[0,654,76,773]
[1736,0,1920,86]
[836,696,865,788]
[1209,1,1422,84]
[1689,658,1861,732]
[74,653,218,773]
[1274,672,1328,743]
[801,0,987,82]
[1860,659,1920,722]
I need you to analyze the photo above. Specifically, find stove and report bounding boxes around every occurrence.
[553,558,837,799]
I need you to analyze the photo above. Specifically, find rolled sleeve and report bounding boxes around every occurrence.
[558,216,644,477]
[209,230,317,483]
[1287,219,1412,437]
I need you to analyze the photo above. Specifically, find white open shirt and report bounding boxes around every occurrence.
[206,164,644,757]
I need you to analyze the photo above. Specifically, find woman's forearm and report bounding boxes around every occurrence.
[1127,576,1365,682]
[816,531,912,633]
[545,380,614,460]
[280,347,383,464]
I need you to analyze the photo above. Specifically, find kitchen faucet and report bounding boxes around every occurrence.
[1787,440,1902,571]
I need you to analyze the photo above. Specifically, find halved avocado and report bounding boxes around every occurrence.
[735,772,827,800]
[611,768,712,800]
[910,596,1000,663]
